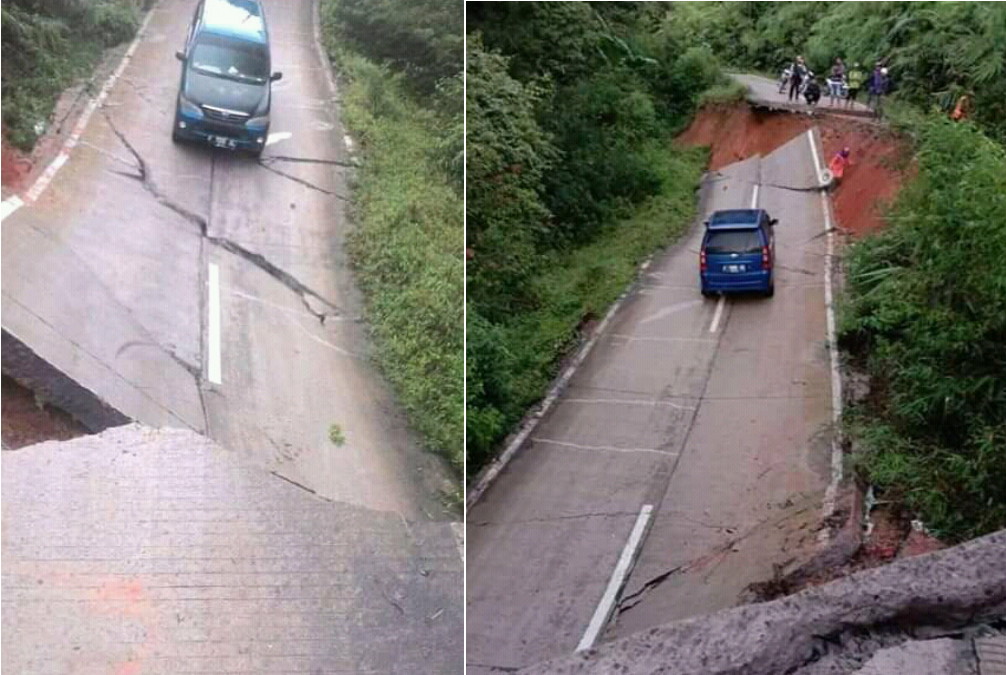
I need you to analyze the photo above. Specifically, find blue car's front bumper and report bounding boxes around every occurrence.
[174,109,267,152]
[701,270,773,294]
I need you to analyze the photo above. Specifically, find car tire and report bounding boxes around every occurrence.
[701,289,714,298]
[765,282,775,298]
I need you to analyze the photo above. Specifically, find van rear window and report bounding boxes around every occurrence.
[704,230,762,254]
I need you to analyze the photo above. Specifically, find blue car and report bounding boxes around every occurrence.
[172,0,282,156]
[699,209,777,297]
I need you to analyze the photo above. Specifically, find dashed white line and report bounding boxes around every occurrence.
[0,196,24,221]
[265,131,292,146]
[577,504,654,652]
[207,263,222,385]
[751,183,760,208]
[708,295,726,333]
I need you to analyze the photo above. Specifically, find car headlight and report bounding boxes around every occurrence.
[246,115,269,129]
[178,95,203,118]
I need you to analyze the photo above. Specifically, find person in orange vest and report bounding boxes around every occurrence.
[951,93,972,121]
[829,147,851,182]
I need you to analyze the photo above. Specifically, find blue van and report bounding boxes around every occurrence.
[699,209,777,297]
[172,0,282,156]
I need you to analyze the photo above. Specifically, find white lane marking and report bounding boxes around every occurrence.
[577,504,654,652]
[0,196,24,222]
[806,126,845,540]
[750,183,760,208]
[708,295,726,333]
[6,2,157,213]
[563,399,697,410]
[451,522,465,563]
[532,438,676,457]
[207,263,223,385]
[806,129,826,186]
[266,131,292,146]
[639,298,705,325]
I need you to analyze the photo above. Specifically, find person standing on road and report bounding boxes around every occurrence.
[788,56,807,102]
[845,62,865,108]
[827,58,845,106]
[866,64,890,116]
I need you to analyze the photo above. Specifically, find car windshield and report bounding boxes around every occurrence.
[704,230,762,254]
[190,34,268,83]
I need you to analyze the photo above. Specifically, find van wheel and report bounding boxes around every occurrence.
[701,289,714,298]
[765,283,775,298]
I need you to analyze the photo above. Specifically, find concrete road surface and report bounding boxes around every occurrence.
[1,0,461,670]
[466,131,836,671]
[2,0,453,518]
[732,71,875,117]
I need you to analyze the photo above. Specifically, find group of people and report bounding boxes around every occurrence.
[781,56,891,115]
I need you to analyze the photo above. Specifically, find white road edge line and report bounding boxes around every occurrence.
[708,295,726,333]
[807,128,844,538]
[207,263,223,385]
[806,128,826,187]
[577,504,654,653]
[0,2,158,222]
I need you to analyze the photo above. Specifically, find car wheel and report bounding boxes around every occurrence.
[765,282,775,298]
[701,289,714,298]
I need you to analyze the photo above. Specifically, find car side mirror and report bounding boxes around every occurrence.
[270,71,283,81]
[702,220,710,227]
[770,218,779,227]
[175,50,186,61]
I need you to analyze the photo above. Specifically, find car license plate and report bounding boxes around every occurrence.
[725,264,746,273]
[209,135,237,149]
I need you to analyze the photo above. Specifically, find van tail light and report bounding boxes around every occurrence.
[700,249,707,272]
[762,246,772,270]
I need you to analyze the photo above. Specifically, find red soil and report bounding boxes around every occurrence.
[1,130,34,191]
[677,104,911,236]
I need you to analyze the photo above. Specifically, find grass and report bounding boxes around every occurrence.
[318,37,463,472]
[1,0,143,150]
[467,143,707,474]
[698,78,749,106]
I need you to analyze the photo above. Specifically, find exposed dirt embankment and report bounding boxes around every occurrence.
[677,103,911,236]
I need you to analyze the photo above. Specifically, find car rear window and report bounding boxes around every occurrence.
[704,230,762,254]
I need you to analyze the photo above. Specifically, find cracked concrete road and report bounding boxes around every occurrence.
[466,132,834,671]
[2,0,460,669]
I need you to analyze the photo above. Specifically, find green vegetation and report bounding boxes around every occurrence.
[320,0,463,470]
[466,3,721,473]
[662,2,1006,142]
[2,0,145,149]
[838,114,1006,541]
[328,423,346,447]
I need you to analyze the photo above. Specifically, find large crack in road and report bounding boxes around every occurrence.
[102,109,345,326]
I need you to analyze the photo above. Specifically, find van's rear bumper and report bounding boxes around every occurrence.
[701,270,772,293]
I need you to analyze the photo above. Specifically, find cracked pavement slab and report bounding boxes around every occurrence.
[467,136,834,668]
[2,0,455,519]
[1,425,464,674]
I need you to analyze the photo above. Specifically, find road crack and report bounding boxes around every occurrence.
[261,154,357,168]
[102,110,343,325]
[255,159,349,200]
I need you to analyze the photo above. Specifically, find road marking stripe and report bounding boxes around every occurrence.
[1,2,157,219]
[207,263,222,385]
[708,295,726,333]
[0,196,24,221]
[639,298,705,325]
[806,129,826,186]
[750,183,760,208]
[806,127,845,538]
[532,438,675,457]
[577,504,654,652]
